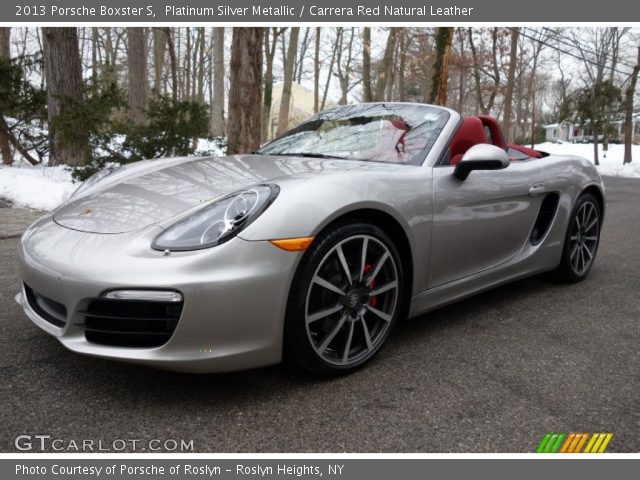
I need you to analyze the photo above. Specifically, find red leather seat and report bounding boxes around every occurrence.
[477,115,507,149]
[508,143,543,159]
[449,117,489,165]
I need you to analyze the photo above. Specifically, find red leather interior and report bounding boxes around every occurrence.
[508,143,543,159]
[477,115,507,150]
[449,117,488,165]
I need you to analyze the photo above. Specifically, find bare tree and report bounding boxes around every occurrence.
[127,27,148,125]
[570,27,618,165]
[335,28,358,105]
[101,27,117,86]
[374,28,398,101]
[0,27,12,165]
[624,47,640,164]
[313,28,320,112]
[320,30,339,110]
[431,27,454,106]
[195,27,206,104]
[362,27,372,102]
[295,27,311,83]
[502,28,519,142]
[211,27,225,137]
[227,28,262,155]
[164,28,178,101]
[152,28,166,95]
[454,28,469,113]
[262,27,285,141]
[42,27,89,166]
[90,27,98,83]
[468,28,501,114]
[276,27,299,136]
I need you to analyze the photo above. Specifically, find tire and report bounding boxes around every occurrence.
[552,192,602,283]
[284,221,405,376]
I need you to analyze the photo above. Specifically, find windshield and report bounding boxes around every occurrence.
[258,103,450,165]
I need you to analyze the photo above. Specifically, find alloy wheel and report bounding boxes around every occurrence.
[568,200,600,275]
[304,234,399,367]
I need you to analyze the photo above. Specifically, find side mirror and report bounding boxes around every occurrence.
[453,144,510,181]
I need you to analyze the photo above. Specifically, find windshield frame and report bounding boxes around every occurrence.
[258,102,454,167]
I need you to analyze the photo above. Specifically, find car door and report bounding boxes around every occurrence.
[427,161,546,288]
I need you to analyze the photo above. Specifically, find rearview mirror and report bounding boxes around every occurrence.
[453,144,510,181]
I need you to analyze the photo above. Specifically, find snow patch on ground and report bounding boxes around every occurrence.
[0,164,76,211]
[2,137,226,211]
[195,137,226,157]
[535,142,640,179]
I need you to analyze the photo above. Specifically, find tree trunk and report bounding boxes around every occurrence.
[152,28,166,96]
[42,27,89,167]
[276,27,299,136]
[398,31,407,102]
[456,29,466,114]
[362,27,372,102]
[313,28,320,112]
[0,116,39,166]
[502,28,519,143]
[468,28,486,114]
[164,28,178,101]
[295,27,310,83]
[0,27,12,165]
[211,27,225,137]
[91,27,98,83]
[374,28,398,101]
[127,27,148,125]
[321,31,338,110]
[184,29,192,101]
[593,125,599,166]
[196,27,206,104]
[437,28,453,106]
[431,27,453,106]
[530,75,536,150]
[227,28,262,155]
[262,28,281,142]
[623,47,640,164]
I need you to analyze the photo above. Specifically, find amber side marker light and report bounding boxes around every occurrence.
[270,237,315,251]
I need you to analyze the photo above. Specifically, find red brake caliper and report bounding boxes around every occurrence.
[363,264,377,308]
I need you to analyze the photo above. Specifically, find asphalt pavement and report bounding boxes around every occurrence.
[0,176,638,453]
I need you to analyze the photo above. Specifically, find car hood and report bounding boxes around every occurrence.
[52,154,365,234]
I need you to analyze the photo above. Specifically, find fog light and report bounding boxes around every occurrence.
[103,290,183,302]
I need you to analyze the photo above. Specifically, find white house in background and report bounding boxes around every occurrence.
[544,121,583,143]
[544,114,640,143]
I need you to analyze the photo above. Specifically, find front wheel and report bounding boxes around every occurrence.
[553,192,601,283]
[284,222,404,375]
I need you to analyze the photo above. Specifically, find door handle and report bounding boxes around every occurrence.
[528,183,546,197]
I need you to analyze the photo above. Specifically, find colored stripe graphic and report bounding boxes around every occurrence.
[537,433,612,453]
[536,433,565,453]
[573,433,589,453]
[559,433,576,453]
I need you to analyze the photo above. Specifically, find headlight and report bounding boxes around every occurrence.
[152,184,279,251]
[70,165,120,199]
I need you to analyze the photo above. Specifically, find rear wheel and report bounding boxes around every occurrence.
[284,221,404,375]
[553,192,601,283]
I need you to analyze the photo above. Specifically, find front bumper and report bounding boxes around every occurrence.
[17,216,300,372]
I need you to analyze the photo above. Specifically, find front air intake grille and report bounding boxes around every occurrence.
[24,283,67,328]
[79,299,183,348]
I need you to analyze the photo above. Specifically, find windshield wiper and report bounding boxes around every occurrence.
[272,152,348,160]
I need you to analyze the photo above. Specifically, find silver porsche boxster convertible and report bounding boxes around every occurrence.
[16,103,604,375]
